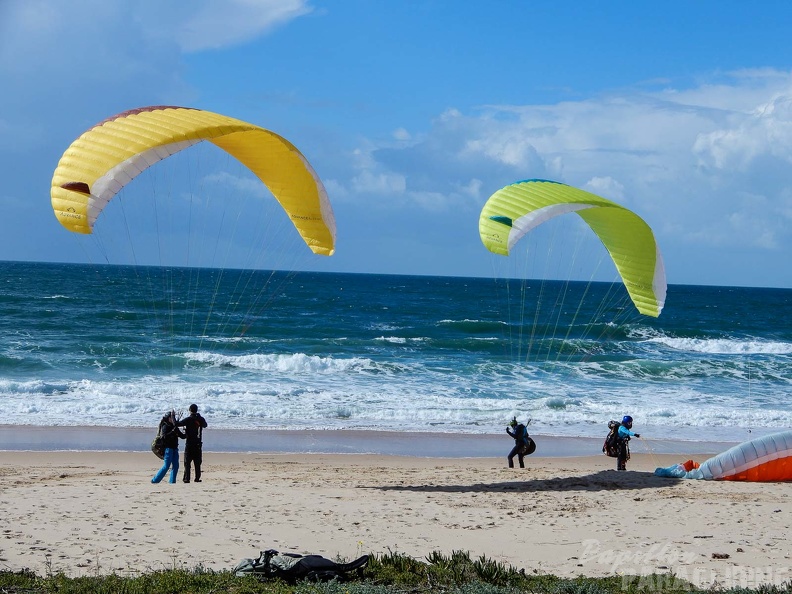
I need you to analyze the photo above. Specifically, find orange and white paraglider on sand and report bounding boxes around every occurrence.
[655,431,792,481]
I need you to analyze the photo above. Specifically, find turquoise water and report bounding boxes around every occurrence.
[1,260,790,442]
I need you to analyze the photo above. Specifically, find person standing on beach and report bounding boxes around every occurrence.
[151,410,185,484]
[506,417,533,468]
[177,403,207,483]
[616,415,640,471]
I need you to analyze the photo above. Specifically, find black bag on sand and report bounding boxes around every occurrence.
[234,549,370,583]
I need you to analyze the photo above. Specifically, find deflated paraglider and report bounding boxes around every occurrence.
[655,431,792,481]
[479,179,666,317]
[50,105,336,255]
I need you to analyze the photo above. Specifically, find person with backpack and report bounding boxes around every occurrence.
[616,415,640,471]
[151,410,186,484]
[506,417,534,468]
[177,403,208,483]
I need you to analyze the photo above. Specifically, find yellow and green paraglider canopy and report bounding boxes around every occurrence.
[479,179,666,317]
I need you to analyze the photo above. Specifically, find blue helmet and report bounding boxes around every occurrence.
[622,415,633,427]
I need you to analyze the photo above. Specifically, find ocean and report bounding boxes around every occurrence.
[1,260,790,448]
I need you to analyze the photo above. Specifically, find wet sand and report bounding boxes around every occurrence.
[0,425,735,457]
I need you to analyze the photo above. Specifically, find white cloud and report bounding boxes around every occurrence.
[351,170,406,195]
[694,93,792,171]
[392,128,411,141]
[464,131,541,168]
[321,179,349,201]
[0,1,312,80]
[405,190,452,212]
[585,177,624,202]
[176,0,313,53]
[456,178,483,200]
[344,69,792,264]
[0,0,314,153]
[202,171,271,198]
[4,1,316,74]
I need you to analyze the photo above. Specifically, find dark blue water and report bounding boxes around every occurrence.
[1,260,790,442]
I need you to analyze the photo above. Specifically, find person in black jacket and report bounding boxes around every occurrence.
[177,403,208,483]
[506,417,533,468]
[151,411,185,484]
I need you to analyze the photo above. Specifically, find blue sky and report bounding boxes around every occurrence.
[2,0,792,288]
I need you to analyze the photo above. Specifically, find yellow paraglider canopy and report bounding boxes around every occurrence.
[51,105,336,256]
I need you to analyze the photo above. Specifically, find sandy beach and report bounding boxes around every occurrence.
[2,445,790,588]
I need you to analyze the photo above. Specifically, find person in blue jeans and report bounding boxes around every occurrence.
[151,411,185,484]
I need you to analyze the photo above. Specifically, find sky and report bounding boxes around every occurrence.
[2,0,792,288]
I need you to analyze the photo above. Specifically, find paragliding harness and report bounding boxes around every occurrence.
[602,420,622,458]
[151,424,165,460]
[151,414,182,460]
[513,424,536,456]
[234,549,370,583]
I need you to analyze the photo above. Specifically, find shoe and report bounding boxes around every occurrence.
[183,480,190,483]
[194,478,202,482]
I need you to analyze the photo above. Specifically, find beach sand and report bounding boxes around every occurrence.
[2,447,791,588]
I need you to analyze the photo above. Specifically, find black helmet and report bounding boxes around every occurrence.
[189,404,198,413]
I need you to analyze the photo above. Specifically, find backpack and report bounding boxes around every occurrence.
[234,549,369,583]
[151,424,165,460]
[602,420,621,457]
[514,424,537,456]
